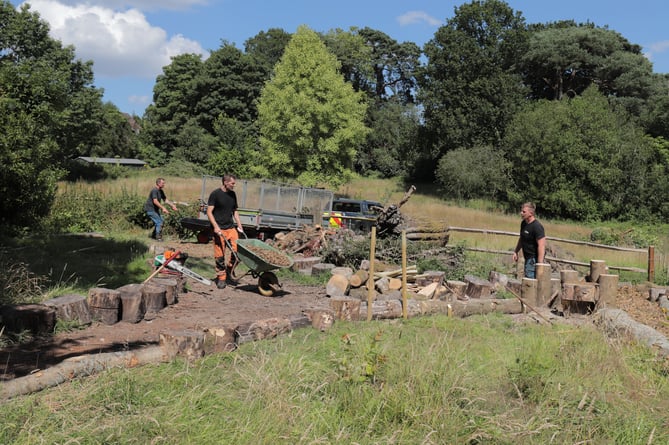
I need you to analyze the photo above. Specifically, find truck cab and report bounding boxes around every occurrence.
[323,198,383,233]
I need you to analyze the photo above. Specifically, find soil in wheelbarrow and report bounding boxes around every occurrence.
[0,240,331,381]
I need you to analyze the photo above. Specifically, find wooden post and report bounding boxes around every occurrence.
[367,227,377,322]
[521,278,537,311]
[401,231,408,319]
[535,263,551,307]
[598,274,619,308]
[590,260,607,283]
[648,245,655,283]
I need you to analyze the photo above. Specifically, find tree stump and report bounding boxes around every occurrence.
[141,284,167,316]
[0,304,56,335]
[116,284,145,323]
[87,288,120,325]
[562,282,598,315]
[149,277,179,305]
[464,275,493,299]
[159,329,205,361]
[330,298,361,321]
[446,280,468,300]
[42,293,92,325]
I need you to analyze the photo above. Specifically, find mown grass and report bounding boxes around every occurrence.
[2,315,668,444]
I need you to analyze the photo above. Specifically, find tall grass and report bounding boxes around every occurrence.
[2,315,668,444]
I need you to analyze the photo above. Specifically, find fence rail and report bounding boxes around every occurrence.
[446,226,653,280]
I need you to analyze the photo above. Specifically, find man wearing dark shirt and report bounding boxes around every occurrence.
[207,174,244,289]
[512,202,546,279]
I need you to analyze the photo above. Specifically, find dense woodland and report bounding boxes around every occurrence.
[2,0,669,232]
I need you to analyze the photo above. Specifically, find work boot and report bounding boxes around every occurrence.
[215,277,227,289]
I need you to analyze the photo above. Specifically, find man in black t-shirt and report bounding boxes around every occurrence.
[512,202,546,279]
[206,174,244,289]
[144,177,177,241]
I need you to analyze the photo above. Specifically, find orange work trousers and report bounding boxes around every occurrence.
[213,227,239,280]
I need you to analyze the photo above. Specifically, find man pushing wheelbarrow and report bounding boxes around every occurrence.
[206,174,244,289]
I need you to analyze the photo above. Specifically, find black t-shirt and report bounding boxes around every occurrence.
[208,187,238,229]
[520,219,545,259]
[144,187,166,213]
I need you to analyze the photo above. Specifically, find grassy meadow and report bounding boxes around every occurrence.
[2,171,669,443]
[2,314,669,444]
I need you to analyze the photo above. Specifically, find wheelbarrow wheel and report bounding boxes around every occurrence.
[258,271,279,297]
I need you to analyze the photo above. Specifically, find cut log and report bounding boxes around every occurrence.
[1,346,166,400]
[330,298,361,321]
[87,288,120,325]
[594,308,669,357]
[521,278,537,305]
[148,277,179,305]
[42,293,92,325]
[303,309,336,330]
[418,282,439,299]
[159,329,205,361]
[450,298,523,317]
[464,275,493,299]
[446,280,468,300]
[415,271,446,287]
[374,276,391,294]
[349,269,369,288]
[141,284,167,315]
[359,300,403,319]
[116,284,145,324]
[562,282,598,303]
[203,326,236,353]
[388,277,402,290]
[326,273,350,297]
[0,304,56,335]
[235,318,292,345]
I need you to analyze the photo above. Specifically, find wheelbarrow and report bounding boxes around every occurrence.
[225,235,294,296]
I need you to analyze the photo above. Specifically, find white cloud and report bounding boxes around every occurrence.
[19,0,207,79]
[397,11,442,27]
[645,40,669,64]
[51,0,208,12]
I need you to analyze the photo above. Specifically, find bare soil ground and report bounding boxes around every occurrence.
[2,241,668,382]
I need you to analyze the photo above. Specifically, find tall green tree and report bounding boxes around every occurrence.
[504,87,664,221]
[417,0,529,175]
[257,25,369,187]
[0,1,104,230]
[142,53,203,159]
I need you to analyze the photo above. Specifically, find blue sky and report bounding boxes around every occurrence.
[11,0,669,116]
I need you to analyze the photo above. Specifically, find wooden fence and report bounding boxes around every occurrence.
[445,226,654,281]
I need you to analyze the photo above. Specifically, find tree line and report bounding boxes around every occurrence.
[2,0,669,232]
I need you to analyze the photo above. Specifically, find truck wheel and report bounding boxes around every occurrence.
[258,272,279,297]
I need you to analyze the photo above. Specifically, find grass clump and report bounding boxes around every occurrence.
[2,315,668,444]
